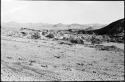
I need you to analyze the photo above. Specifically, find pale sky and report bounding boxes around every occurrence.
[1,0,124,24]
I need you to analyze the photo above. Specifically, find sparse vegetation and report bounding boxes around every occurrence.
[20,32,27,36]
[102,35,111,42]
[1,19,124,81]
[30,32,41,39]
[94,45,124,53]
[45,33,55,38]
[90,34,103,45]
[68,37,84,44]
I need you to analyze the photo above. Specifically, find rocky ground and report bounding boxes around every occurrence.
[1,34,124,81]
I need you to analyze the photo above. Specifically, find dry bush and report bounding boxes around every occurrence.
[20,32,27,36]
[62,36,69,41]
[45,33,55,38]
[81,34,103,45]
[91,37,103,45]
[57,34,85,44]
[7,31,20,37]
[30,32,41,39]
[110,36,124,43]
[7,31,15,36]
[81,34,112,44]
[68,36,84,44]
[81,34,93,41]
[42,31,48,35]
[102,35,111,42]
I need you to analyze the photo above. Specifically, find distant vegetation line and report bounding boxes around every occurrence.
[1,18,124,44]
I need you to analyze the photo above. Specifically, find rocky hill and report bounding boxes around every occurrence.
[93,18,124,36]
[79,18,124,43]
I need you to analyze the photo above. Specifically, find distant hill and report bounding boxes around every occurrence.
[1,22,105,31]
[84,27,94,31]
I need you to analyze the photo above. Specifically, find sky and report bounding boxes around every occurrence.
[1,0,124,24]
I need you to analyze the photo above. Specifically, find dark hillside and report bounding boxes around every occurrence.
[93,18,124,36]
[77,18,124,43]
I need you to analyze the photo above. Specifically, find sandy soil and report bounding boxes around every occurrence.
[1,35,124,81]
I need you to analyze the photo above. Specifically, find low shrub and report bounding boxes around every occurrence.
[91,38,102,45]
[30,32,41,39]
[45,33,55,38]
[68,37,84,44]
[42,31,48,35]
[110,36,124,43]
[20,32,27,36]
[89,34,103,45]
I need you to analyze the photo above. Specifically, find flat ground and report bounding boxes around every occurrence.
[1,35,124,81]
